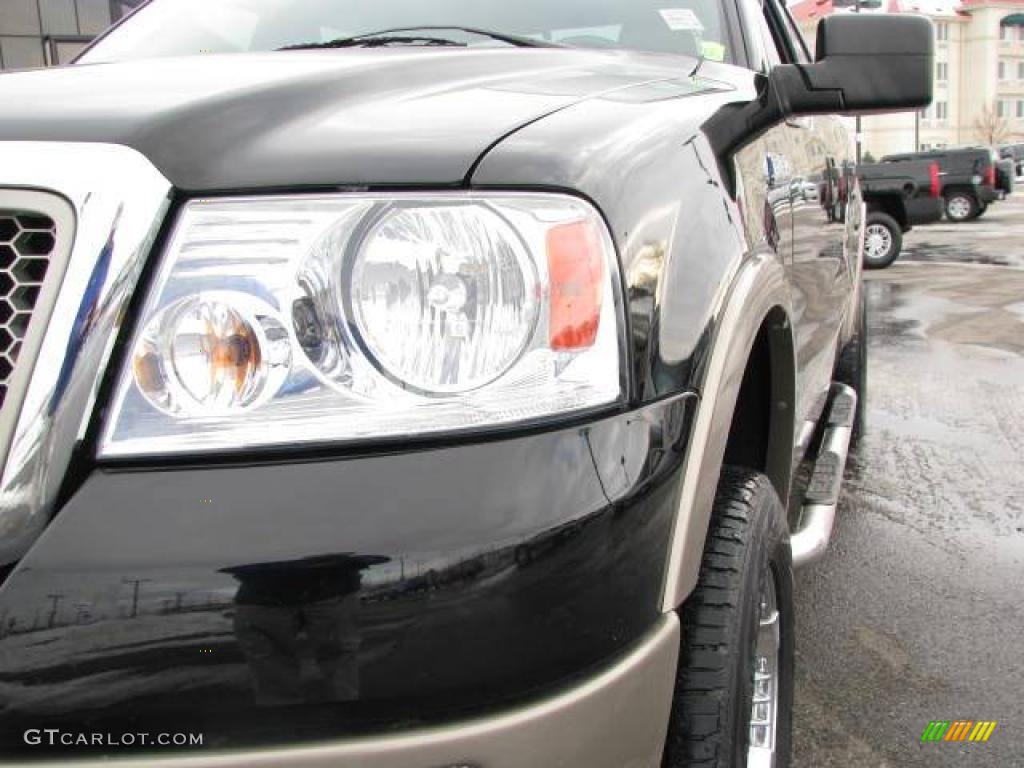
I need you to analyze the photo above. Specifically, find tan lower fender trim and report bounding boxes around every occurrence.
[33,615,680,768]
[660,252,794,611]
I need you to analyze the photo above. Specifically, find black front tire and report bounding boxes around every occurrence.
[663,468,794,768]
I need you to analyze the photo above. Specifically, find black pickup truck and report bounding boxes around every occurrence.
[0,2,931,766]
[882,147,1003,222]
[858,159,943,268]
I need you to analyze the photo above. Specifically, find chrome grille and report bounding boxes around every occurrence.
[0,143,171,568]
[0,211,55,410]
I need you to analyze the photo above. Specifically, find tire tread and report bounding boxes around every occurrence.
[664,468,781,767]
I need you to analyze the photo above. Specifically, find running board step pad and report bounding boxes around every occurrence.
[790,382,857,568]
[827,387,857,429]
[804,451,842,506]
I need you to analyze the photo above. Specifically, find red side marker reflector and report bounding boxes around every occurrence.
[547,219,604,350]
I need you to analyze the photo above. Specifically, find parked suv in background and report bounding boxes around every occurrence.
[882,146,1001,222]
[0,2,931,766]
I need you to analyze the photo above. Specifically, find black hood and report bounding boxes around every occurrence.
[0,49,709,191]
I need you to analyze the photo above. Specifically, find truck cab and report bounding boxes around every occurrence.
[0,2,931,766]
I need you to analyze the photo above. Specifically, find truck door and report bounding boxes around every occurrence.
[764,0,857,432]
[734,0,796,273]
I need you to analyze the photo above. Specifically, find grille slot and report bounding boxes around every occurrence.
[0,211,56,411]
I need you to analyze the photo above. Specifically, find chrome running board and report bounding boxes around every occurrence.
[790,382,857,567]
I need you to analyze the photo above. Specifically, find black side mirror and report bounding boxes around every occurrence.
[773,15,934,115]
[702,14,933,195]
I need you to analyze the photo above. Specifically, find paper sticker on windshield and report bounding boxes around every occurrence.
[659,9,705,32]
[700,40,726,61]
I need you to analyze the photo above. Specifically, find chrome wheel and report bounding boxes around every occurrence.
[864,223,892,263]
[947,195,972,220]
[748,568,780,768]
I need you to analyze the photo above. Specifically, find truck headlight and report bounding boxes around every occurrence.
[101,193,624,457]
[349,203,539,394]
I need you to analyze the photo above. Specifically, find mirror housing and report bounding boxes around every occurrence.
[774,15,934,116]
[701,14,933,195]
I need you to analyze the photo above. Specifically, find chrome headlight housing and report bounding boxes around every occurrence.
[100,192,625,457]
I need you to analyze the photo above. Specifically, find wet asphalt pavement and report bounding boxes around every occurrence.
[792,194,1024,766]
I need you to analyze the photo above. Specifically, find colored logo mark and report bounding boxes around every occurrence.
[921,720,997,743]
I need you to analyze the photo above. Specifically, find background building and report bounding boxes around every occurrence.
[0,0,141,71]
[793,0,1024,156]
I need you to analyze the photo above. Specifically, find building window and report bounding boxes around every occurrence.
[1017,100,1024,119]
[112,1,145,19]
[936,102,949,121]
[0,0,143,72]
[75,0,113,36]
[936,61,948,81]
[936,22,949,41]
[0,36,46,69]
[999,60,1007,80]
[44,36,93,66]
[1019,61,1024,79]
[999,18,1024,42]
[0,0,41,36]
[998,100,1009,118]
[39,0,79,36]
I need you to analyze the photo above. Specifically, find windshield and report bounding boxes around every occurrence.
[79,0,733,64]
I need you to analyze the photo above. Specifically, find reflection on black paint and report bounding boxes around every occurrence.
[0,397,692,753]
[221,554,387,705]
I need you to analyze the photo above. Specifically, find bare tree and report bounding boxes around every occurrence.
[974,103,1011,146]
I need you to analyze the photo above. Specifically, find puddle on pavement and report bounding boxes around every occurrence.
[901,246,1012,267]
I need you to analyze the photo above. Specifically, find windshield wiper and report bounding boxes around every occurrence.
[280,35,466,51]
[279,26,561,51]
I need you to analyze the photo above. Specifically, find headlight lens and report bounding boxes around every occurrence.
[351,205,539,393]
[132,293,291,415]
[101,193,624,457]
